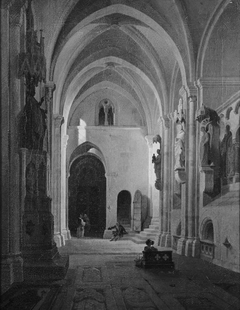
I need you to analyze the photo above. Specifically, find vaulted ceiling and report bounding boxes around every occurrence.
[32,0,223,133]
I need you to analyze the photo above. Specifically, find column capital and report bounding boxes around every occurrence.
[53,114,64,128]
[45,81,56,91]
[179,86,187,98]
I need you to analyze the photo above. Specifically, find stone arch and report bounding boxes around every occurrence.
[117,190,131,226]
[68,153,106,237]
[196,0,231,77]
[200,218,214,242]
[69,141,106,171]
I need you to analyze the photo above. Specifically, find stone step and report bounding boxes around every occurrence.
[146,227,159,232]
[149,224,159,229]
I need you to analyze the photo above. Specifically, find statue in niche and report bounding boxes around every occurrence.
[174,124,185,170]
[174,98,185,170]
[199,126,210,166]
[19,75,47,151]
[195,105,220,167]
[220,125,234,178]
[152,149,161,180]
[152,134,162,190]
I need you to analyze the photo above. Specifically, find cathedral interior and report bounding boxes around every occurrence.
[1,0,240,308]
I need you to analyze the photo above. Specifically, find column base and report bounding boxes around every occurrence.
[177,237,186,255]
[54,233,62,247]
[1,254,24,294]
[103,229,113,239]
[23,255,69,281]
[192,239,201,257]
[159,233,172,248]
[185,238,194,257]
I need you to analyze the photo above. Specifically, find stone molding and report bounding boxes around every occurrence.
[197,77,240,88]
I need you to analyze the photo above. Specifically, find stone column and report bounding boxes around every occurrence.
[175,91,188,255]
[52,114,64,247]
[145,135,159,219]
[1,6,25,292]
[103,172,118,239]
[61,134,70,243]
[45,82,55,198]
[233,139,239,183]
[159,115,171,247]
[185,95,198,256]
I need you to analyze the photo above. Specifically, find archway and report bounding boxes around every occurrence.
[200,218,214,260]
[117,190,131,227]
[68,154,106,238]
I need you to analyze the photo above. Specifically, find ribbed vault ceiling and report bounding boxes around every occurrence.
[47,0,221,133]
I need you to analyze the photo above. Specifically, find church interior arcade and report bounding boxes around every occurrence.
[1,0,239,292]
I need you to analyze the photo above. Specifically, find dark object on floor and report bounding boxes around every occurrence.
[141,250,175,269]
[0,283,61,310]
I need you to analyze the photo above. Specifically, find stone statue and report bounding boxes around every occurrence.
[174,123,185,170]
[195,104,220,167]
[199,126,210,166]
[174,98,186,170]
[152,149,161,180]
[220,125,234,178]
[20,77,47,151]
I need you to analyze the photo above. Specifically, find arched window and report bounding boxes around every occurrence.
[202,220,214,242]
[98,99,114,126]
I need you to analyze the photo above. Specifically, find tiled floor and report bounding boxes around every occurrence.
[1,238,240,309]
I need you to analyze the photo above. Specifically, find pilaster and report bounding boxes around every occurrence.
[145,135,159,219]
[159,115,171,247]
[61,134,70,243]
[52,114,64,246]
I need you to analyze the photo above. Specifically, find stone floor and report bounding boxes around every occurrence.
[1,237,240,309]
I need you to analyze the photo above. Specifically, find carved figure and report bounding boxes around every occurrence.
[20,78,47,150]
[152,149,161,180]
[174,123,185,170]
[220,125,234,178]
[196,105,220,167]
[153,134,161,145]
[195,105,219,125]
[199,127,210,166]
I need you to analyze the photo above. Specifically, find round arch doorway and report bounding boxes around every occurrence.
[117,190,131,227]
[68,154,106,238]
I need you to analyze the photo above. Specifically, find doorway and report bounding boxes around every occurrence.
[68,154,106,237]
[117,190,131,227]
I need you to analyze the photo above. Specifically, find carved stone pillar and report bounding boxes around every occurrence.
[52,115,64,246]
[61,134,70,243]
[159,115,171,247]
[0,5,24,293]
[145,135,159,220]
[185,95,199,257]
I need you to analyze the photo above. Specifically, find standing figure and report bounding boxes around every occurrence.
[108,222,128,241]
[174,124,185,170]
[152,149,161,180]
[77,214,85,238]
[199,127,210,166]
[83,213,91,234]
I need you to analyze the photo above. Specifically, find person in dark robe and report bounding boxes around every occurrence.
[108,222,128,241]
